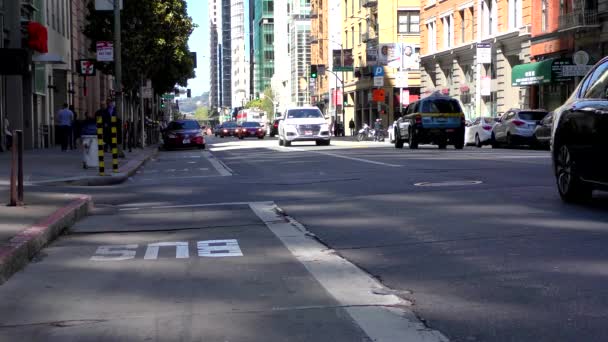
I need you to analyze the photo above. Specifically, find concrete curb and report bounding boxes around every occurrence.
[0,195,93,285]
[30,146,159,186]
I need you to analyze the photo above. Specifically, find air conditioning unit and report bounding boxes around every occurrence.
[361,32,369,43]
[362,0,378,8]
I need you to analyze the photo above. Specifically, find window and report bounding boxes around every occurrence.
[345,0,348,18]
[463,64,474,83]
[398,11,420,34]
[442,14,453,48]
[582,62,608,99]
[358,23,361,43]
[426,21,436,53]
[168,121,200,130]
[351,26,355,47]
[460,10,466,43]
[443,67,453,86]
[287,109,323,118]
[541,0,548,32]
[508,0,522,29]
[483,0,496,36]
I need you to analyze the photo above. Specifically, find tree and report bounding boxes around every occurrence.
[83,0,195,95]
[244,87,274,119]
[194,106,209,121]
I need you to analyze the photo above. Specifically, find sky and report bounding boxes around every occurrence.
[184,0,210,97]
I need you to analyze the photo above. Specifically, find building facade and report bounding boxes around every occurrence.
[342,0,422,131]
[289,0,312,106]
[221,0,232,109]
[523,0,604,111]
[231,0,250,108]
[253,0,274,97]
[310,0,329,114]
[209,0,220,111]
[420,0,533,119]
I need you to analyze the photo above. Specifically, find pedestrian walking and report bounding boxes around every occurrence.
[349,118,355,136]
[373,118,383,142]
[56,103,74,151]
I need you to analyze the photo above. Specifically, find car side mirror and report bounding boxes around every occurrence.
[494,117,501,122]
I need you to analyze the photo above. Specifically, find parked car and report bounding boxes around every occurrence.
[278,107,330,146]
[393,92,465,149]
[219,122,237,138]
[465,116,496,147]
[269,118,280,137]
[552,57,608,202]
[388,122,395,143]
[162,120,205,150]
[491,109,548,147]
[236,121,265,139]
[533,112,553,149]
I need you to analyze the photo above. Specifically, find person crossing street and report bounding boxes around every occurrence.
[56,103,74,151]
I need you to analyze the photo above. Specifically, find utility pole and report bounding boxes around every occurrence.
[114,0,122,122]
[475,0,482,118]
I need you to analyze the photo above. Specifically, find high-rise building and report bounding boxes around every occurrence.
[221,0,232,109]
[271,0,291,113]
[231,0,250,108]
[310,0,330,115]
[209,0,220,111]
[253,0,274,97]
[289,0,312,106]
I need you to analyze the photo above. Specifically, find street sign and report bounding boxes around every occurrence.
[162,94,175,100]
[77,59,96,76]
[373,76,384,87]
[481,76,491,96]
[373,66,384,77]
[395,71,409,88]
[96,41,114,62]
[477,43,492,64]
[372,88,385,102]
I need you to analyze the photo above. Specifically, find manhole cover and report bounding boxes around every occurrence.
[414,180,483,187]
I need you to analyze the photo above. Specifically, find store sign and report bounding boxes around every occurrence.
[373,76,384,87]
[395,71,409,88]
[333,49,354,71]
[477,43,492,64]
[561,65,593,77]
[552,58,574,82]
[96,41,114,62]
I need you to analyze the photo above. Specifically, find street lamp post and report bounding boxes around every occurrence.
[311,37,345,136]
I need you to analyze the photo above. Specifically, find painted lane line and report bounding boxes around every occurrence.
[278,146,401,167]
[202,151,233,176]
[249,202,449,342]
[119,201,255,212]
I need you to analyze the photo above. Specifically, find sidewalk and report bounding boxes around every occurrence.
[0,145,157,284]
[0,145,158,186]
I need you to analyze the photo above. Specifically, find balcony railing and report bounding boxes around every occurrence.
[558,10,600,31]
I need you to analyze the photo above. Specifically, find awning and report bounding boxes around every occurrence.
[32,53,66,64]
[511,59,555,86]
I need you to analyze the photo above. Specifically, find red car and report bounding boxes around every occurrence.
[162,120,205,149]
[219,122,238,137]
[236,122,265,139]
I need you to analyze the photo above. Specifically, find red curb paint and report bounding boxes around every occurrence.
[0,196,91,266]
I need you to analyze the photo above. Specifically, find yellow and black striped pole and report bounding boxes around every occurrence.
[111,116,119,173]
[96,115,105,176]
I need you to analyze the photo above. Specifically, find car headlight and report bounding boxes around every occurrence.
[320,124,329,130]
[167,133,177,138]
[284,124,298,132]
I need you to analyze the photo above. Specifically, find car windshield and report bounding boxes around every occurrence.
[518,112,547,121]
[223,122,237,128]
[168,121,199,130]
[242,122,260,127]
[421,99,462,113]
[287,109,323,119]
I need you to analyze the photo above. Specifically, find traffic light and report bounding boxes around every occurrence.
[343,94,348,106]
[160,99,166,108]
[187,89,192,98]
[310,65,318,79]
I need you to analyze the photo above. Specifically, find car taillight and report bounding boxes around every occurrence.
[274,123,278,128]
[512,120,525,127]
[482,125,493,130]
[415,115,422,125]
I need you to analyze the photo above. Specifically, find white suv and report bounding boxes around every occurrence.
[278,107,331,146]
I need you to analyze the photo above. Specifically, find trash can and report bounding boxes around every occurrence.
[81,135,98,169]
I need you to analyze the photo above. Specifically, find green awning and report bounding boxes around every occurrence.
[511,59,555,86]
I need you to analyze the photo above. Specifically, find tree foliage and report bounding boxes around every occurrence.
[244,87,275,119]
[194,106,209,121]
[83,0,195,95]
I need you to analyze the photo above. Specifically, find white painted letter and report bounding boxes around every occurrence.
[197,239,243,257]
[91,244,138,261]
[144,242,189,260]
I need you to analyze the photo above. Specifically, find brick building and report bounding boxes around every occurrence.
[420,0,533,118]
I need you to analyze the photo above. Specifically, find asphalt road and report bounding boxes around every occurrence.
[1,136,607,341]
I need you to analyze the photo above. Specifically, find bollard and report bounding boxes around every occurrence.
[8,130,23,206]
[96,115,105,176]
[111,116,119,173]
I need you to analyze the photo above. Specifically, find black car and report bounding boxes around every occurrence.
[552,57,608,202]
[533,112,553,149]
[269,119,280,137]
[214,124,223,137]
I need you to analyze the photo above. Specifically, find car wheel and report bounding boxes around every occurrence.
[475,134,482,148]
[408,129,418,149]
[555,144,592,203]
[490,133,498,148]
[200,144,205,150]
[506,133,514,147]
[258,136,264,140]
[316,140,322,146]
[325,140,331,146]
[284,140,292,147]
[278,138,284,146]
[454,138,465,150]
